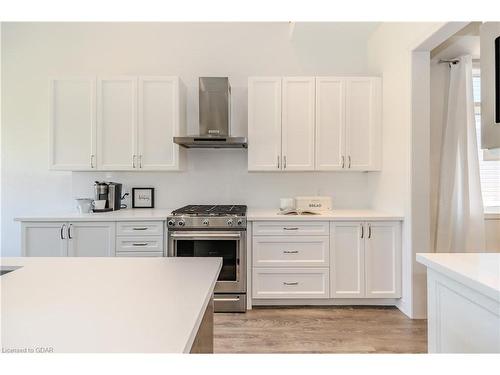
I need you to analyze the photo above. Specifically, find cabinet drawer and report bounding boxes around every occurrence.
[116,221,164,236]
[252,268,329,299]
[253,221,329,236]
[253,236,329,267]
[116,236,164,253]
[115,251,163,257]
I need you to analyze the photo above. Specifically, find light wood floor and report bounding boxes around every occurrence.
[214,306,427,353]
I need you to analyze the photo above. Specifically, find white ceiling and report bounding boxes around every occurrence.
[290,22,381,43]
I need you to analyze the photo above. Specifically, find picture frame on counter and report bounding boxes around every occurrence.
[132,188,155,208]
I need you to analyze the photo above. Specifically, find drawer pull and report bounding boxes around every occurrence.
[132,243,149,246]
[283,250,299,254]
[283,227,299,231]
[283,282,299,286]
[214,296,240,302]
[133,227,148,231]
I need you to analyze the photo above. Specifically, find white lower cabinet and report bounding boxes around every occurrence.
[330,222,365,298]
[330,221,401,299]
[67,222,115,257]
[21,222,69,257]
[252,268,329,299]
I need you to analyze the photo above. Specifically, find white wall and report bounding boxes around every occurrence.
[366,22,450,318]
[1,22,377,256]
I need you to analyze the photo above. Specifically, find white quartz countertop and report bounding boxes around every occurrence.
[247,208,404,221]
[14,208,175,222]
[416,253,500,302]
[0,257,221,353]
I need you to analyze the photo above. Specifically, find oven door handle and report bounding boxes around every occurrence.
[170,233,241,239]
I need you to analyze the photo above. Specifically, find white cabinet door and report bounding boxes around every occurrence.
[67,222,116,257]
[248,77,282,171]
[345,77,381,171]
[365,222,401,298]
[315,77,345,170]
[330,222,365,298]
[138,76,181,170]
[97,77,137,170]
[49,78,96,170]
[21,222,68,256]
[282,77,315,171]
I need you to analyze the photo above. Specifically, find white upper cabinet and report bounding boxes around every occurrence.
[315,77,345,170]
[248,77,282,171]
[97,77,138,170]
[49,77,96,170]
[282,77,315,171]
[138,76,182,170]
[247,76,381,172]
[364,222,401,298]
[345,77,382,171]
[50,76,184,171]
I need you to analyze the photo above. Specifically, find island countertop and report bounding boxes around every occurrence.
[1,257,221,353]
[416,253,500,302]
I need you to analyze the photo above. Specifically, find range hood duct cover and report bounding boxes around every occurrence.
[174,77,247,149]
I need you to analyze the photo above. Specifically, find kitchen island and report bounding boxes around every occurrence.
[1,257,221,353]
[417,253,500,353]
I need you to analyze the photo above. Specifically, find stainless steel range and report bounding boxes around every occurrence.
[167,205,247,312]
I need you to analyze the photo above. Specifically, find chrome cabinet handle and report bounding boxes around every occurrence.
[284,250,299,254]
[277,155,280,169]
[132,227,148,231]
[90,154,95,168]
[213,296,240,302]
[68,224,73,239]
[283,227,299,231]
[283,282,299,286]
[284,155,287,169]
[361,224,364,239]
[341,155,345,168]
[368,223,372,239]
[139,155,143,168]
[132,154,137,168]
[60,224,66,240]
[132,243,148,246]
[348,155,351,168]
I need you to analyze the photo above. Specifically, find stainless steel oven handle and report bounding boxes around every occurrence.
[213,296,240,302]
[170,233,241,239]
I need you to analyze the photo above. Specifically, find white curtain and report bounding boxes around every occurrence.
[435,55,485,253]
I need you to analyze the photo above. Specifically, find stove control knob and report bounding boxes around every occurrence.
[167,219,175,227]
[178,220,185,227]
[202,219,209,226]
[227,219,234,227]
[237,219,243,226]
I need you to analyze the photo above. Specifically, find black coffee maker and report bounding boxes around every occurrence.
[94,181,123,211]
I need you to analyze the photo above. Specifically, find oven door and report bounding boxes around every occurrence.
[169,231,246,293]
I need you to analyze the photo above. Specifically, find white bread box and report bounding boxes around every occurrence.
[294,196,332,212]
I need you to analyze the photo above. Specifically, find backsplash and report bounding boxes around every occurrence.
[72,149,373,210]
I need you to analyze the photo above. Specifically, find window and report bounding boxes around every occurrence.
[472,67,500,208]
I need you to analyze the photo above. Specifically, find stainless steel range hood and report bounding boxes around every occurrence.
[174,77,247,149]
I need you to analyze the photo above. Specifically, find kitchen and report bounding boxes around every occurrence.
[1,6,500,371]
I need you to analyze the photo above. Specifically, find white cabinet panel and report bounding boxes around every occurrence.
[97,77,137,170]
[21,222,68,257]
[49,78,96,170]
[253,221,329,236]
[67,222,115,257]
[138,77,181,170]
[116,236,164,253]
[315,77,345,170]
[116,221,164,236]
[365,222,401,298]
[345,77,381,171]
[330,222,365,298]
[247,77,282,171]
[253,268,329,299]
[115,251,163,257]
[282,77,315,171]
[253,236,329,267]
